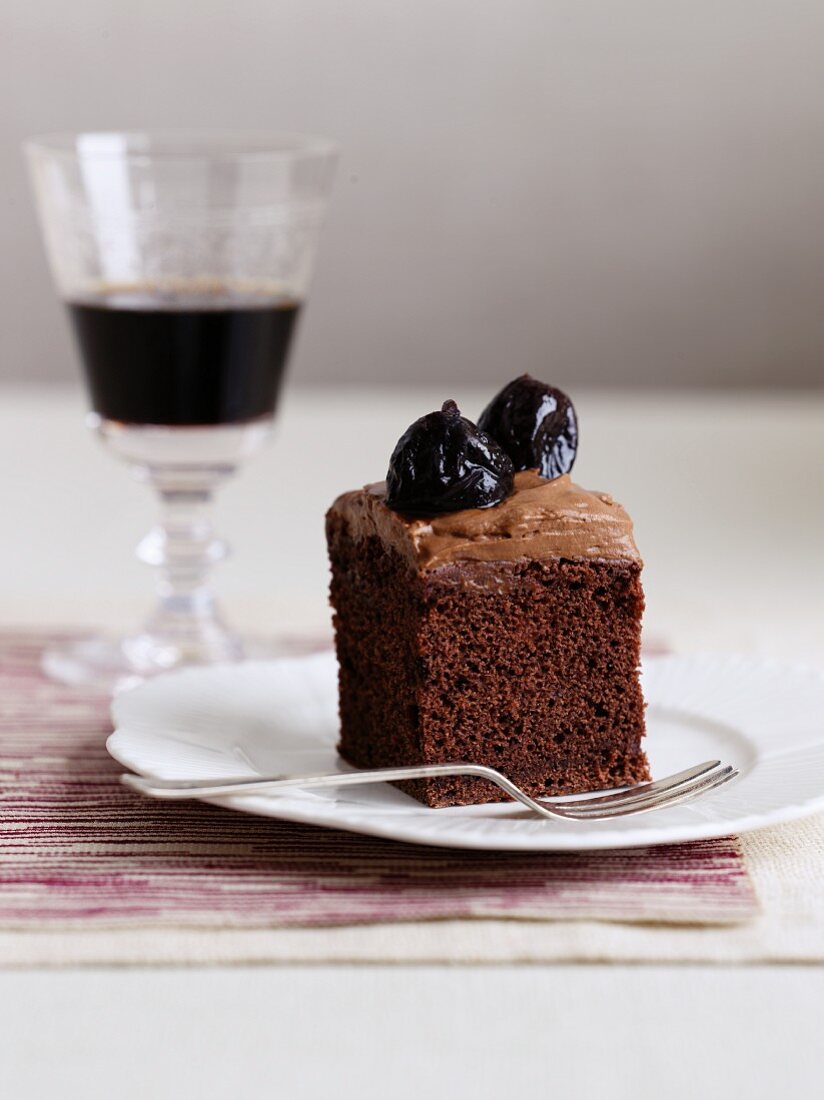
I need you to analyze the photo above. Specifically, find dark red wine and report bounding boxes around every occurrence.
[67,289,302,426]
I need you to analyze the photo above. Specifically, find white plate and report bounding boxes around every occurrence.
[107,652,824,851]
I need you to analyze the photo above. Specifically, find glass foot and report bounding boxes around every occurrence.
[42,636,161,695]
[41,631,327,695]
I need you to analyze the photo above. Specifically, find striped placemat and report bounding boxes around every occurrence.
[0,631,758,933]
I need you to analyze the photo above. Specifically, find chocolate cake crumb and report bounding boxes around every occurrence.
[326,506,649,808]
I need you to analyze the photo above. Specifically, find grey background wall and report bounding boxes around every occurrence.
[2,0,824,389]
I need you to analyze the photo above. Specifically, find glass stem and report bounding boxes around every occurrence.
[135,469,243,665]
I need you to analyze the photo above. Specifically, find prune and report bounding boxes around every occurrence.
[477,374,578,479]
[386,400,514,515]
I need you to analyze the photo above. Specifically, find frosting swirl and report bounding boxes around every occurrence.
[329,471,641,570]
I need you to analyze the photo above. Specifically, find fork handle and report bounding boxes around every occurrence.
[121,762,565,819]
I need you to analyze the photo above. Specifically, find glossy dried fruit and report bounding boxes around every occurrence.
[477,374,578,479]
[386,400,514,515]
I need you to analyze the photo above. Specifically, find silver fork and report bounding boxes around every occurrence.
[121,758,738,821]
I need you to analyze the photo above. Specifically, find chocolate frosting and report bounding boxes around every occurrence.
[329,471,641,571]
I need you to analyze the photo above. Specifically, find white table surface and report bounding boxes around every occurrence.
[2,383,823,1098]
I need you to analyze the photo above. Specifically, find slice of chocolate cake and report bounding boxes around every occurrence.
[326,379,649,808]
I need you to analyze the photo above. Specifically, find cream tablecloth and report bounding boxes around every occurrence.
[2,385,823,967]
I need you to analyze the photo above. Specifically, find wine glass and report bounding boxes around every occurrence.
[25,131,337,691]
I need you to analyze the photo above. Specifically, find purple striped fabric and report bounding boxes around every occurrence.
[0,631,758,928]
